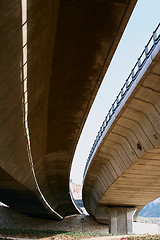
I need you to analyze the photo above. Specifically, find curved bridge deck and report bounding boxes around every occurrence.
[82,24,160,227]
[0,0,137,219]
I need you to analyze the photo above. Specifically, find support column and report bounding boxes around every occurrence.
[107,207,136,234]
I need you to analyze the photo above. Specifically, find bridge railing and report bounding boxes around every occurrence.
[83,23,160,181]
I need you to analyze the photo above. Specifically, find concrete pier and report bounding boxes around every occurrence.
[107,207,136,234]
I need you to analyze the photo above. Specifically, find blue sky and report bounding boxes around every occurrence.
[70,0,160,185]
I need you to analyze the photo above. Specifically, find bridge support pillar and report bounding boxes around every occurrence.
[107,207,136,234]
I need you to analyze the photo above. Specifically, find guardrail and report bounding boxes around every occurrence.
[83,23,160,181]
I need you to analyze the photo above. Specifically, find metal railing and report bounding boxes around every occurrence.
[83,23,160,181]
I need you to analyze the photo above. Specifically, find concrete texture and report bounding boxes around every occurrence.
[0,0,137,219]
[83,27,160,233]
[107,207,136,234]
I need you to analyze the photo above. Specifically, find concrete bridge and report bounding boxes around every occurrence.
[82,23,160,234]
[0,0,137,219]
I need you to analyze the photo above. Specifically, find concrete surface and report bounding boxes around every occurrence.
[0,0,137,219]
[107,207,136,234]
[83,25,160,233]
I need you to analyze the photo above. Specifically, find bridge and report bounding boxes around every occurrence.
[82,23,160,234]
[0,0,137,219]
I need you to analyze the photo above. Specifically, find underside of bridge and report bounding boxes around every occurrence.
[0,0,137,219]
[82,35,160,233]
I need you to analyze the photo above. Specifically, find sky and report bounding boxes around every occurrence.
[70,0,160,185]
